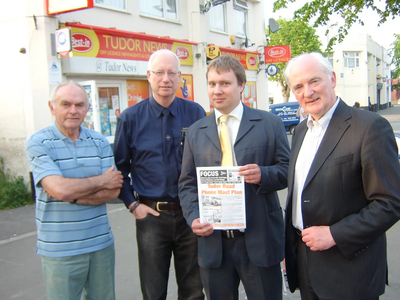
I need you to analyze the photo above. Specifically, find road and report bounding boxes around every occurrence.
[1,105,400,299]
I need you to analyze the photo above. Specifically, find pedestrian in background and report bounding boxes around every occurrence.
[26,81,123,300]
[113,49,205,300]
[353,101,361,108]
[284,52,400,300]
[179,55,290,300]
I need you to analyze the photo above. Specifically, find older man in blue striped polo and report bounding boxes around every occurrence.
[26,81,123,300]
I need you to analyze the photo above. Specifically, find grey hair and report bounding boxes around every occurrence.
[50,81,90,107]
[147,49,181,71]
[284,52,333,87]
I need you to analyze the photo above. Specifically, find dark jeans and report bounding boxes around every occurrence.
[200,235,282,300]
[136,210,204,300]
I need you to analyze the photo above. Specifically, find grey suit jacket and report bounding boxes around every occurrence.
[285,100,400,299]
[179,104,290,269]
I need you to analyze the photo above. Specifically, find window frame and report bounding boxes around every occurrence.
[209,3,227,33]
[343,51,360,68]
[140,0,179,22]
[94,0,127,11]
[233,0,248,38]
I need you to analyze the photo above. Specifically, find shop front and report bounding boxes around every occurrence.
[60,22,197,143]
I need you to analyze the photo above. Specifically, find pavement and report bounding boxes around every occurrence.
[1,103,400,300]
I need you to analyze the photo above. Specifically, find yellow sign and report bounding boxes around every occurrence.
[207,46,220,60]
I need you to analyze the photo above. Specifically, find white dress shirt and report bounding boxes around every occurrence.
[292,98,340,230]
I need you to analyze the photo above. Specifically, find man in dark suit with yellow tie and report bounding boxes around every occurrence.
[178,55,290,300]
[284,52,400,300]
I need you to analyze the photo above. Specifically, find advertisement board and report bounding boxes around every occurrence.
[264,45,291,64]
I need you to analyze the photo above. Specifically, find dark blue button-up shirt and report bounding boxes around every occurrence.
[114,96,206,208]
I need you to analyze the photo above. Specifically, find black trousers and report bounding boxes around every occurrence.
[200,234,282,300]
[136,210,204,300]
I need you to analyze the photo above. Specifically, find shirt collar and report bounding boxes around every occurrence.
[214,102,244,125]
[306,97,340,130]
[149,96,178,119]
[51,123,86,140]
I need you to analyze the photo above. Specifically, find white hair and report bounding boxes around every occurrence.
[284,52,333,87]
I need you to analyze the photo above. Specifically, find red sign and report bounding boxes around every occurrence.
[393,78,399,85]
[176,46,190,61]
[72,33,93,52]
[218,47,260,70]
[66,23,195,66]
[248,56,256,67]
[47,0,93,15]
[264,45,291,64]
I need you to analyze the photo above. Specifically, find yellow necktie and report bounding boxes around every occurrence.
[219,115,233,166]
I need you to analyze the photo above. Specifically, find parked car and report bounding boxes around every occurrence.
[395,133,400,159]
[269,102,300,134]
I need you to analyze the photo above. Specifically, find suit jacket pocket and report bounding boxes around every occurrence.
[327,154,353,168]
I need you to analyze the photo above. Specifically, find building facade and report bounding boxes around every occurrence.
[0,0,268,180]
[268,33,392,111]
[329,33,392,110]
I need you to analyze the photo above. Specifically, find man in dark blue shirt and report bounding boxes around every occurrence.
[114,49,206,300]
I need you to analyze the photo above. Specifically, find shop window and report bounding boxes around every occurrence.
[233,0,248,37]
[344,52,360,68]
[209,4,226,33]
[94,0,127,11]
[98,87,120,137]
[242,81,257,108]
[140,0,178,21]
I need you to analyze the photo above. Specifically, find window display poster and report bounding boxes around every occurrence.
[99,97,111,136]
[242,82,257,108]
[127,80,149,107]
[176,74,194,101]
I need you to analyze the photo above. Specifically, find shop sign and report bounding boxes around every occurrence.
[219,48,259,71]
[55,28,71,53]
[393,78,399,85]
[264,45,291,64]
[207,46,221,60]
[68,27,194,66]
[47,0,93,15]
[63,56,148,75]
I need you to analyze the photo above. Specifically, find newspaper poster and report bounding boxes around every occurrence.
[196,166,246,230]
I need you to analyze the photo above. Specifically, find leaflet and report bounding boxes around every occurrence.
[196,166,246,230]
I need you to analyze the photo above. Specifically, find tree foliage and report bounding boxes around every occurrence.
[267,18,322,102]
[390,33,400,90]
[273,0,400,51]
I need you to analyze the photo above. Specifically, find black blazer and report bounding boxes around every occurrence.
[179,104,290,268]
[285,100,400,299]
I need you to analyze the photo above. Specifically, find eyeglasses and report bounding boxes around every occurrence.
[149,70,180,77]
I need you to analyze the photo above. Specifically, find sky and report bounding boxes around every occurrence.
[264,0,399,51]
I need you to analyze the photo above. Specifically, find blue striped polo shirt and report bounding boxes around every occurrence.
[26,124,115,257]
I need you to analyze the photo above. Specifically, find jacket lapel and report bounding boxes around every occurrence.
[199,112,221,151]
[235,105,260,145]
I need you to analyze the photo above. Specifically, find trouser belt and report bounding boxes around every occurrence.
[138,195,181,212]
[221,230,244,238]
